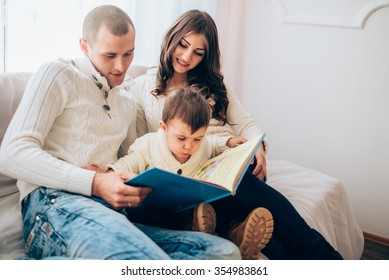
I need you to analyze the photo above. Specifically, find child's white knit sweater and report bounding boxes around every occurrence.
[108,128,229,177]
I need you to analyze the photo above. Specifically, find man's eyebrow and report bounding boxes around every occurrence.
[104,47,135,55]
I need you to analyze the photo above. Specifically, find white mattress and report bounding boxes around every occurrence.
[0,160,364,260]
[266,160,364,259]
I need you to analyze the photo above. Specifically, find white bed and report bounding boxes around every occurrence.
[0,68,364,260]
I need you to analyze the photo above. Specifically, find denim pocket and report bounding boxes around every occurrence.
[25,213,67,259]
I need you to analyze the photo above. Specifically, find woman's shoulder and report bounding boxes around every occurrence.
[134,66,157,83]
[145,66,158,75]
[135,66,157,80]
[131,67,158,99]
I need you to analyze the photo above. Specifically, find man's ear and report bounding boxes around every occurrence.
[79,38,89,56]
[160,121,168,133]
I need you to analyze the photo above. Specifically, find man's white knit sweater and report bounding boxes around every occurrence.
[0,56,137,202]
[107,128,228,177]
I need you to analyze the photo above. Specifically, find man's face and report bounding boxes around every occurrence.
[82,24,135,87]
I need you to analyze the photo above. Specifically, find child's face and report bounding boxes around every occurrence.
[161,118,207,164]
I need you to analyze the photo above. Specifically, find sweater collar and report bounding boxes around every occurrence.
[156,128,207,173]
[73,56,134,92]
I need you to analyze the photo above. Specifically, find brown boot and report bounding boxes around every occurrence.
[229,207,274,260]
[192,203,216,234]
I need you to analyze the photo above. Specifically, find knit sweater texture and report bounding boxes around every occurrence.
[131,67,268,151]
[0,56,137,202]
[107,128,227,177]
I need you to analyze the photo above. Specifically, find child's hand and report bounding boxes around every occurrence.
[81,163,104,173]
[226,136,247,148]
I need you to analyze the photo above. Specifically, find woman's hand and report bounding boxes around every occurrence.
[227,136,267,181]
[252,145,267,181]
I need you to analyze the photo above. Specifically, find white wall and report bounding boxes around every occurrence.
[234,0,389,238]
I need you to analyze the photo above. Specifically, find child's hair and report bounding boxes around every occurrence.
[162,86,211,134]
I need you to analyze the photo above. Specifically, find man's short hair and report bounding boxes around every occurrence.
[82,5,134,46]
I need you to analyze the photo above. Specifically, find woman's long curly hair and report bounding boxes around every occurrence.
[152,9,229,124]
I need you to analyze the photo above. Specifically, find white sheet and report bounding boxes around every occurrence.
[0,160,364,259]
[267,160,364,259]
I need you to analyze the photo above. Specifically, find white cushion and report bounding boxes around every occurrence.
[0,72,33,198]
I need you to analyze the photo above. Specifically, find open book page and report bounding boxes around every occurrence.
[193,135,264,193]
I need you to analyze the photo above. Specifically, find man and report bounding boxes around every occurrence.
[0,5,240,260]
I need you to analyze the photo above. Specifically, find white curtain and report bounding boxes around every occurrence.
[3,0,245,91]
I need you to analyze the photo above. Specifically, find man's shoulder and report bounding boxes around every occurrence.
[37,58,79,77]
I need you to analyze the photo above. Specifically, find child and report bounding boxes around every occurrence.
[86,86,274,259]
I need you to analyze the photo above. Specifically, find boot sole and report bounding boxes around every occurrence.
[192,203,216,234]
[239,207,274,260]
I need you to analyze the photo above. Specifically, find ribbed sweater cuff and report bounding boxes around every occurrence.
[67,168,95,196]
[217,135,232,152]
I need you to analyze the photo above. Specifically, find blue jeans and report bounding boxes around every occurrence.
[21,187,240,260]
[127,169,343,260]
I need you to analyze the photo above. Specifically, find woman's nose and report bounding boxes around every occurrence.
[181,50,192,62]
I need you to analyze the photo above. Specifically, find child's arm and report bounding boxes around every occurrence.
[81,163,105,173]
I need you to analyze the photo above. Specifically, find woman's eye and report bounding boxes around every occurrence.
[179,41,187,48]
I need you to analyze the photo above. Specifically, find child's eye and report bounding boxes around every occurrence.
[194,138,202,142]
[177,137,186,141]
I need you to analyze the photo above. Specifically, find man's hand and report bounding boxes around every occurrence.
[91,171,152,209]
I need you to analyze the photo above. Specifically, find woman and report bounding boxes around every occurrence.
[131,9,343,260]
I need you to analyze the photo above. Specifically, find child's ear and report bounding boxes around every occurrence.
[160,121,167,132]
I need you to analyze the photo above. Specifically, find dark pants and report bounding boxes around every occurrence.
[127,169,343,260]
[212,170,343,259]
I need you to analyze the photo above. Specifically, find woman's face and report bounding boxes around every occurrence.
[172,33,206,75]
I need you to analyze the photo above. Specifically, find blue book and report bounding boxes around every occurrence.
[125,133,266,213]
